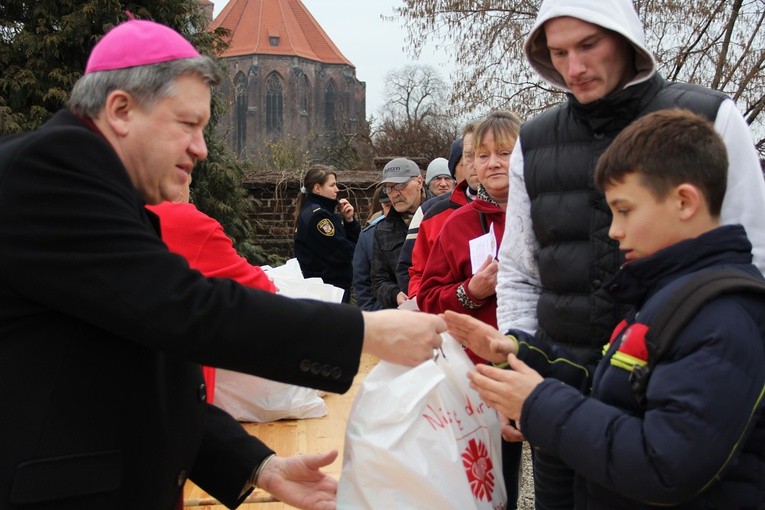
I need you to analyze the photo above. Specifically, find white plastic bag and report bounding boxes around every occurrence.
[338,333,506,509]
[263,258,346,303]
[213,259,337,423]
[214,369,327,422]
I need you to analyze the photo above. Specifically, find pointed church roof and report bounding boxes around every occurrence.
[210,0,354,67]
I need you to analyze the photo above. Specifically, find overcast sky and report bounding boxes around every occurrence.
[210,0,455,120]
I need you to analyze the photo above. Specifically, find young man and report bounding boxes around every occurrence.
[495,1,765,506]
[449,108,765,509]
[0,19,445,510]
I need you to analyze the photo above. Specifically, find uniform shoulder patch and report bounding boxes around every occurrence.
[317,218,335,236]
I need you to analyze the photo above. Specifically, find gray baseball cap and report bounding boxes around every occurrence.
[381,158,421,184]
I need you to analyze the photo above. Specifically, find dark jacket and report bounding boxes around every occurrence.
[294,192,360,297]
[395,192,449,295]
[512,225,765,509]
[0,111,364,510]
[352,215,385,311]
[371,208,409,308]
[521,74,725,363]
[407,180,472,297]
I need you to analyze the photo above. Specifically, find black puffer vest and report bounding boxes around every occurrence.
[521,74,725,364]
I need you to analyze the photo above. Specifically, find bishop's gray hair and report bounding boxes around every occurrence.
[68,56,222,118]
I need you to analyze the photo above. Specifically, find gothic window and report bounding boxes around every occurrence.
[266,73,284,136]
[299,74,309,115]
[235,72,248,157]
[324,81,335,131]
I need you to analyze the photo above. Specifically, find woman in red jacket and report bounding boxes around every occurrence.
[418,111,521,340]
[418,110,523,509]
[147,185,275,402]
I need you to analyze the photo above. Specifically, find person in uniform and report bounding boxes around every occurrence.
[294,164,360,302]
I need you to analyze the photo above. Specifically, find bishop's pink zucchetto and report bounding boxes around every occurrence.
[85,16,200,74]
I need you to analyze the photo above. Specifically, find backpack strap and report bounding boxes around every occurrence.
[629,267,765,510]
[631,267,765,406]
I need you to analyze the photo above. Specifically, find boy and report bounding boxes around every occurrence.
[445,109,765,508]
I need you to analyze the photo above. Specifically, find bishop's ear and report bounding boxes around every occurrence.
[103,90,135,136]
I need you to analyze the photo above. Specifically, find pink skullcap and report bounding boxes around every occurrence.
[85,19,201,74]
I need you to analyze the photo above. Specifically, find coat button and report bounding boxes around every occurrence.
[592,279,602,289]
[177,470,188,487]
[331,367,342,379]
[198,384,207,402]
[320,364,332,377]
[299,359,312,372]
[310,362,321,375]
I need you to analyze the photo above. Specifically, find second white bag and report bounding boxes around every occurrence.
[338,333,506,509]
[214,369,327,422]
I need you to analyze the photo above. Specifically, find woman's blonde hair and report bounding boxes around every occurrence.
[473,110,522,152]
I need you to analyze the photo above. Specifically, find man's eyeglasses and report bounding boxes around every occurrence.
[382,177,415,193]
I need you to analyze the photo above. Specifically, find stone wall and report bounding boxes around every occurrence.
[244,170,383,260]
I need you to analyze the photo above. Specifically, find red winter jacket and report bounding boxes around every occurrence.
[147,201,276,402]
[407,180,471,297]
[417,197,505,363]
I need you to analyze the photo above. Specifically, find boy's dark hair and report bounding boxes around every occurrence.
[595,109,727,216]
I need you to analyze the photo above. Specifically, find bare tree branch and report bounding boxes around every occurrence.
[393,0,765,155]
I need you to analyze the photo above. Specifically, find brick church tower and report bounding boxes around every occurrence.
[209,0,366,159]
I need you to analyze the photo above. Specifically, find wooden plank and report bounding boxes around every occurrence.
[183,354,378,509]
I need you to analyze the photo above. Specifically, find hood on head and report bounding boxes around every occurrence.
[447,138,463,178]
[524,0,656,93]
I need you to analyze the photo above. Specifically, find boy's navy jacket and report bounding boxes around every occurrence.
[509,225,765,509]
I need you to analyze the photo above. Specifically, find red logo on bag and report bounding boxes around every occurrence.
[461,438,495,501]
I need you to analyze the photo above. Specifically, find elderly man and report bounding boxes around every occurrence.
[424,157,455,198]
[0,19,444,510]
[370,157,425,308]
[495,0,765,508]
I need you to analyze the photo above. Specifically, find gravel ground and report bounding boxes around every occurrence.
[517,442,535,510]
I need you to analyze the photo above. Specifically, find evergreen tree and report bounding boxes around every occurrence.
[0,0,266,263]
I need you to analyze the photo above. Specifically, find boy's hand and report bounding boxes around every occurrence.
[498,412,525,443]
[443,310,514,364]
[468,354,543,421]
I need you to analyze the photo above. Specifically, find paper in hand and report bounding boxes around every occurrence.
[469,222,497,274]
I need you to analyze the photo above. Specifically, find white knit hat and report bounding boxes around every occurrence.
[425,158,451,186]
